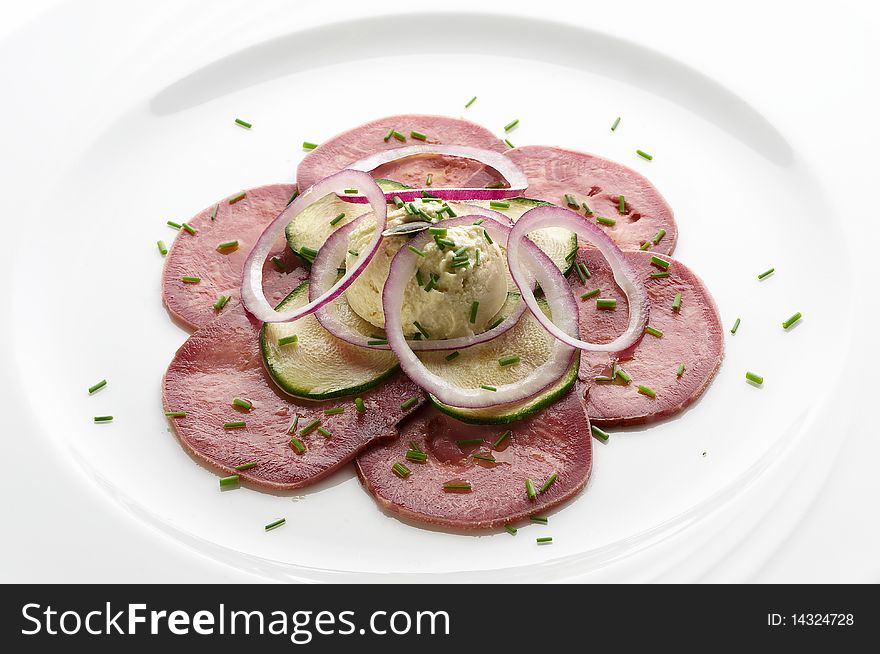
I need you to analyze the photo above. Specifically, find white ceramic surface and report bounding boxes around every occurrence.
[1,0,876,583]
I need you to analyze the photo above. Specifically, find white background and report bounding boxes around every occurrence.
[0,0,877,582]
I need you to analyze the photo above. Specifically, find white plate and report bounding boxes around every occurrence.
[0,0,871,582]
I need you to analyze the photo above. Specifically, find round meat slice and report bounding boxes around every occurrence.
[297,114,508,192]
[162,305,425,490]
[575,248,723,426]
[355,385,592,530]
[506,146,677,254]
[163,184,306,331]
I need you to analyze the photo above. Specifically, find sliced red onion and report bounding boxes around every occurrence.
[507,205,650,353]
[313,214,527,351]
[382,217,577,408]
[342,145,527,202]
[241,171,387,323]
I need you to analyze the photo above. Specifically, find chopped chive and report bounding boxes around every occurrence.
[757,267,775,280]
[234,118,252,129]
[235,461,258,471]
[504,138,515,149]
[637,385,657,398]
[410,130,428,141]
[450,260,470,270]
[392,195,404,208]
[409,440,424,454]
[650,256,670,270]
[504,524,517,535]
[442,203,456,217]
[731,318,741,334]
[539,473,557,494]
[581,288,601,301]
[498,355,521,366]
[400,397,419,411]
[636,149,653,160]
[456,438,483,446]
[167,221,182,230]
[650,271,670,278]
[414,269,424,287]
[591,425,610,442]
[211,203,220,219]
[157,240,167,256]
[530,516,548,525]
[596,215,616,226]
[406,450,428,462]
[232,398,253,410]
[504,119,519,132]
[299,246,318,261]
[782,312,802,329]
[536,537,553,544]
[165,411,186,418]
[329,212,346,226]
[640,241,652,250]
[367,338,388,346]
[489,200,511,210]
[317,427,332,438]
[278,334,298,346]
[492,430,511,449]
[181,276,201,284]
[435,236,456,247]
[485,181,505,189]
[287,415,299,434]
[404,245,428,258]
[302,141,318,150]
[565,249,578,262]
[219,475,240,487]
[383,127,394,142]
[216,240,239,253]
[270,256,285,271]
[465,95,477,108]
[645,325,663,338]
[616,367,632,384]
[289,437,306,454]
[574,261,587,284]
[653,228,666,244]
[618,195,626,214]
[445,351,460,362]
[746,371,764,385]
[677,363,686,377]
[324,406,345,416]
[472,218,485,226]
[354,397,366,413]
[392,462,411,478]
[483,229,493,245]
[413,321,430,339]
[428,227,448,236]
[596,298,617,310]
[228,191,246,204]
[611,116,621,131]
[488,316,504,329]
[265,518,286,531]
[213,295,230,311]
[564,193,579,208]
[426,173,433,186]
[88,379,107,394]
[469,301,479,323]
[672,292,682,311]
[480,385,497,392]
[594,375,616,383]
[392,130,406,142]
[472,454,496,463]
[578,262,591,280]
[344,188,358,195]
[443,482,472,492]
[93,415,113,423]
[223,421,246,429]
[300,419,320,435]
[525,479,537,500]
[475,249,481,266]
[582,202,593,215]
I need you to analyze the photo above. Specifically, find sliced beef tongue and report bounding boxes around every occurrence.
[506,146,678,254]
[162,305,425,490]
[162,184,306,331]
[355,385,592,530]
[575,248,723,426]
[296,114,509,192]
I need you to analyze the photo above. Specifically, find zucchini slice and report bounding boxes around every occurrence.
[421,297,579,424]
[467,197,578,273]
[285,179,409,260]
[261,282,399,399]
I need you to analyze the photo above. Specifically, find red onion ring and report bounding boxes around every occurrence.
[312,214,527,351]
[383,216,577,408]
[342,145,528,202]
[241,171,387,323]
[507,205,650,352]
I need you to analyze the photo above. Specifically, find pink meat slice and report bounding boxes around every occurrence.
[162,184,306,331]
[355,385,592,530]
[162,305,425,490]
[575,248,723,426]
[296,114,508,192]
[506,146,678,254]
